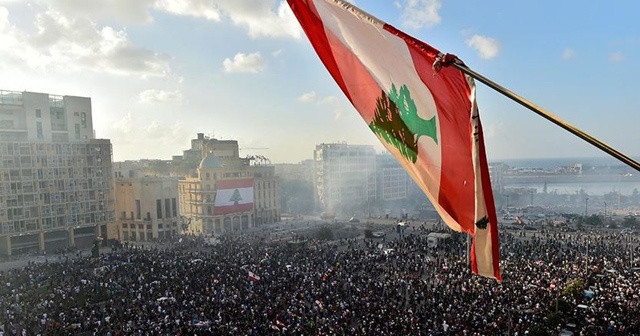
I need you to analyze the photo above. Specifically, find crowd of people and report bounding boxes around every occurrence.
[0,223,638,335]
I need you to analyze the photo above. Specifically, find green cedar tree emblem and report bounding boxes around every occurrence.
[369,84,438,163]
[229,188,242,205]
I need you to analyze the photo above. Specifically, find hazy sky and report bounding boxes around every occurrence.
[0,0,638,164]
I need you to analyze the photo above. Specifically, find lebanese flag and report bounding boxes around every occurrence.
[288,0,500,280]
[248,271,261,282]
[214,179,254,215]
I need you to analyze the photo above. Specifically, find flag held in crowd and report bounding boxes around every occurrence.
[287,0,500,280]
[248,271,261,282]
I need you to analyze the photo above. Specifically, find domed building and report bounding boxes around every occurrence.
[178,138,280,235]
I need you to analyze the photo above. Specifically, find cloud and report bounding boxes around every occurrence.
[44,0,156,24]
[40,0,302,39]
[298,91,317,103]
[298,91,338,104]
[395,0,441,29]
[223,52,265,73]
[41,1,301,39]
[154,0,221,21]
[110,113,187,146]
[138,89,184,103]
[0,8,170,77]
[215,1,302,39]
[152,0,300,39]
[610,51,624,62]
[319,96,338,104]
[485,121,503,138]
[562,48,574,60]
[465,34,500,60]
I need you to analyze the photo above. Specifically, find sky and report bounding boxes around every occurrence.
[0,0,638,164]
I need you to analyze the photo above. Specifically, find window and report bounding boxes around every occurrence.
[165,198,171,218]
[80,112,87,128]
[171,198,177,217]
[74,124,80,140]
[35,109,41,118]
[156,199,162,219]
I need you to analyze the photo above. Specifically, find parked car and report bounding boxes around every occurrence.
[372,231,385,238]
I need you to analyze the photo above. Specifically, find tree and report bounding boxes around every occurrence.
[563,278,584,300]
[229,189,242,205]
[584,214,603,226]
[364,229,373,238]
[527,325,552,336]
[623,216,639,228]
[316,226,334,241]
[279,179,315,214]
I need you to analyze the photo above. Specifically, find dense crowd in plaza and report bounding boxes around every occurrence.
[0,224,638,335]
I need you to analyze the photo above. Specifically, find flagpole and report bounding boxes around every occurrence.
[448,60,640,173]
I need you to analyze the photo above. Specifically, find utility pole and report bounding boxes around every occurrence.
[604,202,607,225]
[585,197,589,217]
[585,240,590,275]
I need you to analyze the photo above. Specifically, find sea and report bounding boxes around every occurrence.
[492,156,640,196]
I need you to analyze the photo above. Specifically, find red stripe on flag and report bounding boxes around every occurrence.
[287,0,353,104]
[476,117,501,280]
[215,203,253,215]
[216,179,253,189]
[385,24,477,229]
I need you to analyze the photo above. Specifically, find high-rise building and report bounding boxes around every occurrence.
[313,143,376,214]
[114,177,180,241]
[376,154,409,201]
[0,90,114,256]
[178,136,279,235]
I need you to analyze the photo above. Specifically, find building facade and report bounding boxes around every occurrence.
[178,138,279,235]
[0,90,114,255]
[114,177,180,241]
[376,154,409,201]
[313,143,376,214]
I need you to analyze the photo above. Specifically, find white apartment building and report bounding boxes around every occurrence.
[313,143,376,214]
[0,90,114,256]
[376,154,409,201]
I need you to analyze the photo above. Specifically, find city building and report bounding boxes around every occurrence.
[0,90,114,255]
[313,143,376,214]
[376,154,409,201]
[113,159,172,178]
[114,177,180,241]
[274,160,315,182]
[173,132,210,165]
[178,136,279,235]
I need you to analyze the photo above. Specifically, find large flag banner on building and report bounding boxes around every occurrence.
[288,0,500,280]
[214,179,254,215]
